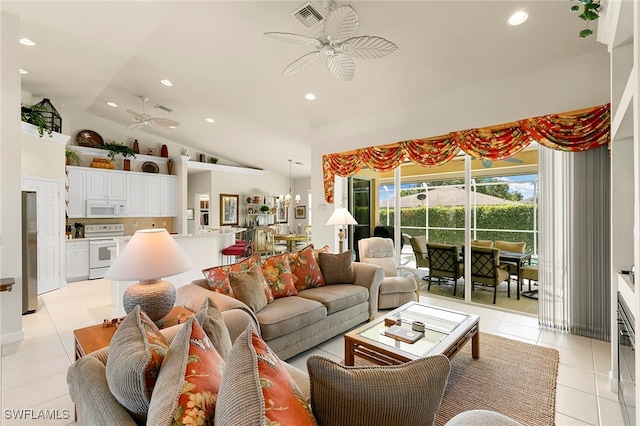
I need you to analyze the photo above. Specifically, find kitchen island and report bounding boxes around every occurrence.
[109,228,245,316]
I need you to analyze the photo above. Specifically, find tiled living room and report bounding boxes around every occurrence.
[0,278,623,426]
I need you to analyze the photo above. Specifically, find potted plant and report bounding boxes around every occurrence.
[102,141,137,162]
[65,147,80,166]
[209,157,219,164]
[21,104,53,138]
[260,205,271,213]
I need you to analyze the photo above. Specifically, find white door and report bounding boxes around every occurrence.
[22,177,61,294]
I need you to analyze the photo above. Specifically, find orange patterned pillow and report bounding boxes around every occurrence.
[202,253,273,303]
[215,326,317,425]
[289,244,325,291]
[106,306,170,421]
[313,244,330,263]
[261,252,297,298]
[148,316,225,425]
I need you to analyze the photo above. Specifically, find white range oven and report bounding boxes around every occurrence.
[85,224,125,279]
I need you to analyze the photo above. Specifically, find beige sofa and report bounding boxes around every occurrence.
[177,260,384,360]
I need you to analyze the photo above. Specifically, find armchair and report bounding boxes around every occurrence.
[358,237,419,309]
[469,246,511,304]
[426,243,463,296]
[409,236,430,280]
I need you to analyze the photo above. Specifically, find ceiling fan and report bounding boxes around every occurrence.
[126,96,179,133]
[264,3,398,81]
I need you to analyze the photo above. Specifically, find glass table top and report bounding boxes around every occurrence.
[357,303,470,358]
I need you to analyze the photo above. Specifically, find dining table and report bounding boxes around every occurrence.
[274,234,308,252]
[497,251,532,300]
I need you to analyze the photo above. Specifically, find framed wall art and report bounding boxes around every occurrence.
[277,204,288,223]
[295,205,306,219]
[220,194,239,226]
[187,208,194,220]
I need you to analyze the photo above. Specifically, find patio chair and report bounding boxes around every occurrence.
[426,243,464,296]
[521,264,539,299]
[494,240,526,277]
[470,246,511,304]
[471,239,494,247]
[409,236,430,280]
[358,237,419,309]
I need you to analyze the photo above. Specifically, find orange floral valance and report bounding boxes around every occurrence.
[322,103,610,203]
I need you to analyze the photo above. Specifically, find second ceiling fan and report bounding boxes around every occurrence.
[126,96,180,133]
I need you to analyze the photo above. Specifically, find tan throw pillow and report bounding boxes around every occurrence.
[195,297,232,361]
[148,316,225,426]
[318,251,355,284]
[105,306,170,423]
[307,355,450,426]
[228,263,269,313]
[215,325,317,425]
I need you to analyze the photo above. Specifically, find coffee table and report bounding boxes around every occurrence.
[344,301,479,366]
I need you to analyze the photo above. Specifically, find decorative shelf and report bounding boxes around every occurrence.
[187,160,264,176]
[70,145,171,164]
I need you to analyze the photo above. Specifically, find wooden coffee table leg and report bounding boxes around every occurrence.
[472,329,480,359]
[345,338,355,366]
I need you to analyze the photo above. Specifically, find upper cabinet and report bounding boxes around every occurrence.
[86,169,127,200]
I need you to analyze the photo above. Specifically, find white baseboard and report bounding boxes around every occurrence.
[0,330,25,346]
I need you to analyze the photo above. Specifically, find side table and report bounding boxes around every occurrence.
[73,306,193,360]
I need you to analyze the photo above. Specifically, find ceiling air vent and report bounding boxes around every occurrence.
[291,2,324,30]
[154,104,173,114]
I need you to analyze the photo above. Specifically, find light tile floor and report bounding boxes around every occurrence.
[0,278,626,426]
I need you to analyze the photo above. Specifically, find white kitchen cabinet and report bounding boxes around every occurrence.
[143,174,162,216]
[161,175,178,216]
[127,173,144,216]
[66,167,86,218]
[86,169,127,200]
[66,240,89,282]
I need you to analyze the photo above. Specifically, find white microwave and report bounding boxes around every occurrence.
[86,200,126,218]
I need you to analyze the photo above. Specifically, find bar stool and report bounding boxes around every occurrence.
[221,229,254,264]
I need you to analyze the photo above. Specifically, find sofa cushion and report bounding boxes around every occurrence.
[202,253,264,296]
[307,354,450,426]
[148,316,225,426]
[318,251,355,284]
[289,245,325,291]
[261,252,297,298]
[255,296,327,340]
[105,306,170,422]
[296,285,368,315]
[228,263,271,313]
[195,296,232,361]
[215,325,316,425]
[313,244,330,262]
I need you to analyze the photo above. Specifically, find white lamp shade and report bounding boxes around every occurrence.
[326,208,358,226]
[105,228,193,281]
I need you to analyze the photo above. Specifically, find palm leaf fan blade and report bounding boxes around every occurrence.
[342,36,398,59]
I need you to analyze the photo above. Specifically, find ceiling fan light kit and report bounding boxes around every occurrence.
[265,4,398,81]
[126,96,180,133]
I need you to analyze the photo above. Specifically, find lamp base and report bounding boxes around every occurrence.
[123,280,176,327]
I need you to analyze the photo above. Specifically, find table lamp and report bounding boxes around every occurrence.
[326,207,357,253]
[105,228,193,326]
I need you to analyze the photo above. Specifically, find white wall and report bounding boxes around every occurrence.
[309,49,611,252]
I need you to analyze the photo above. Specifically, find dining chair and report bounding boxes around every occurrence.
[471,239,494,247]
[295,225,312,250]
[409,236,430,280]
[269,225,288,253]
[521,263,539,298]
[358,237,419,309]
[254,226,280,256]
[469,246,511,304]
[426,243,463,296]
[494,240,526,277]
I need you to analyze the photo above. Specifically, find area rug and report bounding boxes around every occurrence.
[434,333,558,426]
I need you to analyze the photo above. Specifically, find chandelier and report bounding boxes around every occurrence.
[278,159,300,209]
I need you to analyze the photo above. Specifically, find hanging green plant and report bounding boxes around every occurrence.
[102,141,137,162]
[21,104,53,137]
[570,0,600,38]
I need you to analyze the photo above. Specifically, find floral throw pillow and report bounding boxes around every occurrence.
[289,244,325,291]
[202,253,271,301]
[215,325,317,425]
[148,316,225,426]
[105,306,170,422]
[261,252,297,298]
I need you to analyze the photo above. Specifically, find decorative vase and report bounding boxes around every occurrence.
[167,159,174,175]
[133,140,140,154]
[124,159,131,171]
[161,144,168,158]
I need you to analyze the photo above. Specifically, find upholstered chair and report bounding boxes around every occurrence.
[426,243,464,296]
[521,264,539,298]
[494,240,526,277]
[469,246,511,304]
[471,239,494,247]
[409,236,430,279]
[358,237,419,309]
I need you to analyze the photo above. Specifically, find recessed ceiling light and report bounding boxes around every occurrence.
[508,10,528,26]
[20,69,28,74]
[160,79,173,87]
[305,93,316,100]
[19,38,35,46]
[168,125,177,129]
[106,101,118,107]
[205,118,215,123]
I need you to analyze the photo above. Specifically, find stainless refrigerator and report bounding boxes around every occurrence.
[22,191,38,314]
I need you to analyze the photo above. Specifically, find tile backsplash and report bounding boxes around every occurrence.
[66,217,174,237]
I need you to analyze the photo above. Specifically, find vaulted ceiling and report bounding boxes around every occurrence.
[3,1,605,178]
